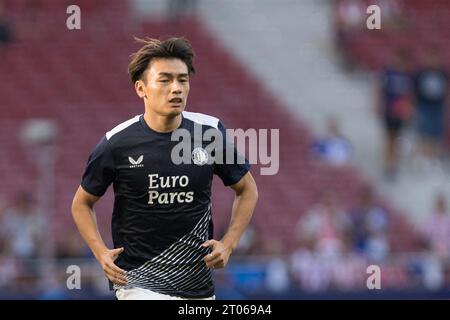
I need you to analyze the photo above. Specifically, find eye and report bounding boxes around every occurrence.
[159,79,170,83]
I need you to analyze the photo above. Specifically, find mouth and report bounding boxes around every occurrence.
[169,98,183,104]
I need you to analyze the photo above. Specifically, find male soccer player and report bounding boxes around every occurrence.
[71,37,258,300]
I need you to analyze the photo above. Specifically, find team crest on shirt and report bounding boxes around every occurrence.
[191,147,208,166]
[128,155,144,168]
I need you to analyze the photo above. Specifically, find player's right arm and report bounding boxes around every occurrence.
[71,185,127,285]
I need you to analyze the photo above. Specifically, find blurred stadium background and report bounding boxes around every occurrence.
[0,0,450,299]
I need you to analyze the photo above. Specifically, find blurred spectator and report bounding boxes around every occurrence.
[265,257,290,294]
[413,49,449,162]
[378,50,413,181]
[408,239,445,291]
[311,117,353,167]
[290,237,332,292]
[264,240,290,294]
[346,186,390,262]
[420,194,450,259]
[38,263,71,300]
[330,251,367,291]
[0,192,47,259]
[295,190,348,257]
[416,252,444,291]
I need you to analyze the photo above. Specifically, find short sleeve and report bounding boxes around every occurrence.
[81,136,116,197]
[213,121,251,186]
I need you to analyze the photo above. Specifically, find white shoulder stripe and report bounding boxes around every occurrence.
[106,115,141,140]
[182,111,219,129]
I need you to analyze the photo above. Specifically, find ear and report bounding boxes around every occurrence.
[135,80,147,99]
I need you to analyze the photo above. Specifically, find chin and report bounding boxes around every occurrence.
[165,108,184,117]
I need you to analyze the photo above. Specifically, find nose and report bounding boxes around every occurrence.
[171,80,183,94]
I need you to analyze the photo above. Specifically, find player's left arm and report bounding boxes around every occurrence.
[202,171,258,269]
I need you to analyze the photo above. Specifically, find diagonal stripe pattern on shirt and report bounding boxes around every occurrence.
[114,206,213,296]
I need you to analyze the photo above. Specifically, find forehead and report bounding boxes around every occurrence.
[147,58,188,76]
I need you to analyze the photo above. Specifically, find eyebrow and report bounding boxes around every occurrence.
[157,72,189,77]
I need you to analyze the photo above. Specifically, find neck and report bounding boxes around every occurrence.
[143,109,182,133]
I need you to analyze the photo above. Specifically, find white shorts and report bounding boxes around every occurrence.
[116,287,215,300]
